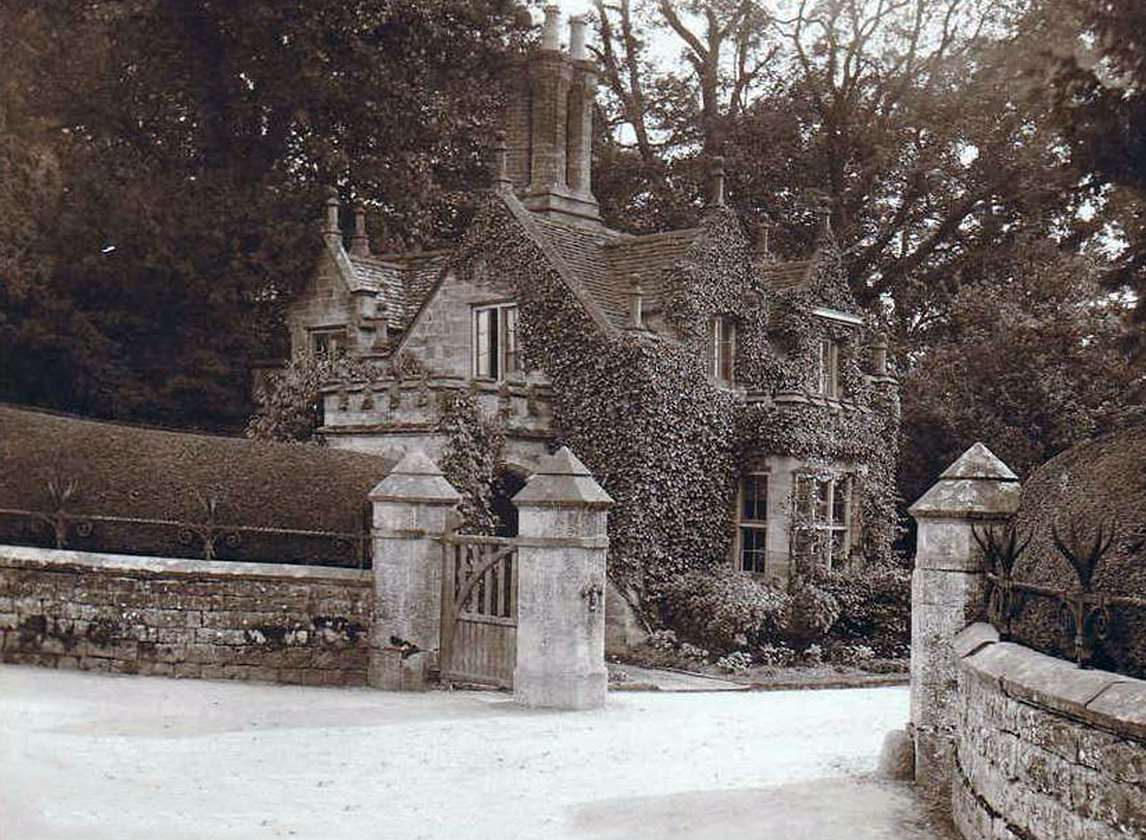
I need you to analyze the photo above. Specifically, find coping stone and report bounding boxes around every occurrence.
[939,442,1020,481]
[369,450,462,504]
[962,641,1146,741]
[909,442,1021,519]
[953,623,1000,659]
[512,446,614,508]
[1086,682,1146,742]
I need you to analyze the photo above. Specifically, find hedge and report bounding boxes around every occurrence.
[0,405,396,566]
[1008,423,1146,677]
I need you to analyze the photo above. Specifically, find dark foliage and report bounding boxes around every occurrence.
[1007,424,1146,678]
[0,1,526,431]
[0,405,394,566]
[814,565,912,659]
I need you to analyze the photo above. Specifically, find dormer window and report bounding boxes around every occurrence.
[708,316,736,384]
[818,338,840,398]
[473,303,521,380]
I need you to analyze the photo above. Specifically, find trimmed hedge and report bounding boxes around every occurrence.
[1009,424,1146,677]
[0,405,396,566]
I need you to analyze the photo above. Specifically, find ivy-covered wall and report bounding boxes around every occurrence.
[439,193,900,608]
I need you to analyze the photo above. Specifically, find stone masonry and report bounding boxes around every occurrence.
[0,546,372,686]
[952,623,1146,839]
[908,442,1021,804]
[512,446,613,710]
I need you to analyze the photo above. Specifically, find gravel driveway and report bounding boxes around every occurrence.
[0,665,952,839]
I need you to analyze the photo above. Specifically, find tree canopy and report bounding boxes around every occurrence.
[0,0,527,430]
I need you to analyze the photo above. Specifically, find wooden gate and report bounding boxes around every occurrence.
[439,535,518,688]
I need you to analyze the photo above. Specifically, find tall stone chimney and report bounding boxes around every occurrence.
[503,6,602,227]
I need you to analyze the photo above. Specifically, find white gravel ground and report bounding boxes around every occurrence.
[0,665,944,840]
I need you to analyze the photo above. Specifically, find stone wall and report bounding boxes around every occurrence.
[0,545,372,686]
[952,623,1146,839]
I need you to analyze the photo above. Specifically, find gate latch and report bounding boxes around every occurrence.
[580,582,604,613]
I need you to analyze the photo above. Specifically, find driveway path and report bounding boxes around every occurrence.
[0,665,953,839]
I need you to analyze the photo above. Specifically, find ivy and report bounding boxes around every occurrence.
[437,386,505,535]
[440,194,898,608]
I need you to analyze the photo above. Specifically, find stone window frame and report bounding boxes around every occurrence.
[735,471,770,575]
[817,337,840,398]
[472,302,521,381]
[793,472,853,571]
[309,326,348,358]
[707,315,736,385]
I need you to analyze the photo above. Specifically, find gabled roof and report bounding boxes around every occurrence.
[338,249,451,332]
[528,219,704,327]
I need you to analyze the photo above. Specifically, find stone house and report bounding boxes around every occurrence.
[285,8,900,596]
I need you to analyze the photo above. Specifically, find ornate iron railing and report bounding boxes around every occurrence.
[0,481,371,569]
[975,522,1146,669]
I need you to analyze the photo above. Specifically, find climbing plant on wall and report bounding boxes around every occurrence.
[448,192,899,613]
[437,386,505,535]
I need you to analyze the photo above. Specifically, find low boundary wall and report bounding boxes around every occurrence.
[0,545,373,686]
[952,623,1146,839]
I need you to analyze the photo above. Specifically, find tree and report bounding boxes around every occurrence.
[1034,0,1146,351]
[0,1,527,430]
[591,1,1089,354]
[899,238,1146,508]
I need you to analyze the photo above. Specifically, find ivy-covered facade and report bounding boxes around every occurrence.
[285,9,900,613]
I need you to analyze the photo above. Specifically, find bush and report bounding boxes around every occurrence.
[1008,424,1146,678]
[660,565,789,653]
[716,651,753,673]
[754,642,797,668]
[0,405,393,566]
[814,564,912,657]
[777,582,840,649]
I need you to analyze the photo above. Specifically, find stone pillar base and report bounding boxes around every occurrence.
[514,667,607,710]
[914,729,955,807]
[368,648,429,692]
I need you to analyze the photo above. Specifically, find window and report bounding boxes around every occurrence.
[310,328,347,358]
[795,473,853,570]
[737,474,769,574]
[818,338,840,398]
[473,304,521,380]
[708,316,736,383]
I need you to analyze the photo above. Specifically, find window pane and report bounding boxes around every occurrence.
[815,479,830,523]
[475,309,495,377]
[740,526,766,574]
[741,476,768,522]
[719,319,735,382]
[502,307,520,375]
[708,318,720,378]
[832,477,849,526]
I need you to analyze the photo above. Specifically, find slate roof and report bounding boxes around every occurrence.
[757,259,815,292]
[345,250,450,331]
[529,218,704,327]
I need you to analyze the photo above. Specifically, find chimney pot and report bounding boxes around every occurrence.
[323,188,342,244]
[627,273,644,330]
[569,16,589,60]
[350,201,371,257]
[708,157,726,208]
[541,4,562,51]
[493,131,511,189]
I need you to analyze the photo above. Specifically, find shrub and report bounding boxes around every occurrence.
[0,405,393,566]
[827,642,876,668]
[801,643,824,666]
[659,565,789,653]
[716,651,753,673]
[678,642,710,661]
[754,642,797,668]
[814,564,911,657]
[1007,425,1146,679]
[777,582,840,649]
